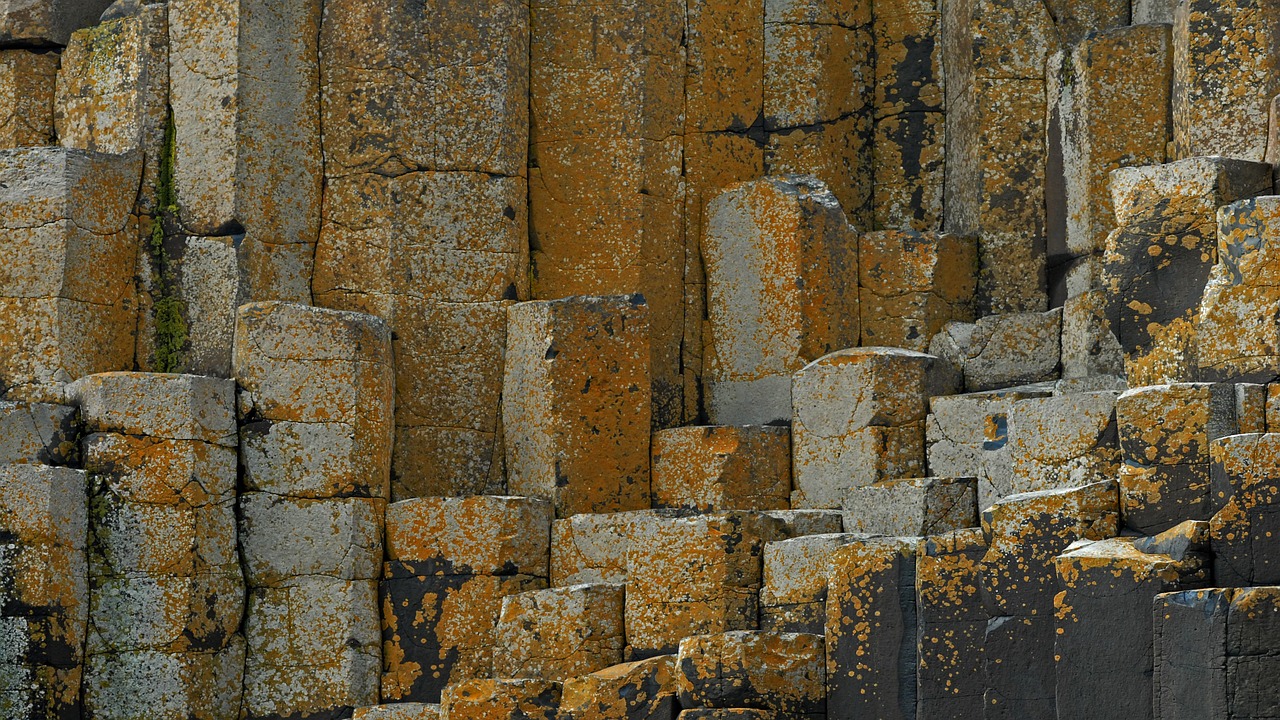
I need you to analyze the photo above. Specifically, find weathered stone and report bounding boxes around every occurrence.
[1060,289,1125,379]
[826,536,920,720]
[916,528,987,720]
[1102,157,1271,385]
[1053,537,1210,720]
[757,510,845,537]
[150,236,240,378]
[1007,390,1121,495]
[980,482,1119,718]
[503,296,651,518]
[71,372,236,447]
[842,476,977,536]
[385,496,551,579]
[651,426,790,512]
[760,533,868,635]
[0,147,139,401]
[0,402,78,466]
[528,0,684,427]
[0,663,82,720]
[353,703,442,720]
[703,176,861,426]
[1209,433,1280,586]
[1116,383,1243,533]
[0,0,112,45]
[559,655,678,720]
[168,0,322,302]
[440,679,560,720]
[1199,196,1280,382]
[859,230,977,351]
[791,347,959,509]
[929,309,1062,392]
[926,384,1057,510]
[242,576,380,718]
[0,50,56,150]
[85,570,243,655]
[81,640,245,720]
[82,433,235,512]
[1172,0,1280,161]
[550,510,683,588]
[233,301,394,499]
[238,493,383,586]
[676,631,823,718]
[676,711,774,720]
[494,583,624,681]
[1048,24,1172,281]
[625,512,785,657]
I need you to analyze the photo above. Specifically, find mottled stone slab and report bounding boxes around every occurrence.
[859,230,977,351]
[238,493,383,586]
[0,49,56,150]
[842,476,977,536]
[929,309,1061,392]
[1209,433,1280,586]
[651,426,790,512]
[71,372,236,447]
[1007,390,1121,495]
[385,496,551,578]
[676,631,824,718]
[0,0,113,45]
[760,533,868,635]
[916,528,987,720]
[439,679,560,720]
[82,640,244,720]
[1200,196,1280,382]
[353,703,442,720]
[0,401,78,466]
[494,583,624,681]
[550,510,684,588]
[559,655,678,720]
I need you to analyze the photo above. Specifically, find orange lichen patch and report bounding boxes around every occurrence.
[550,510,678,587]
[760,532,864,635]
[71,372,237,447]
[81,641,245,719]
[0,49,58,150]
[858,230,977,351]
[494,583,625,681]
[1007,390,1121,495]
[439,678,560,720]
[353,703,442,720]
[560,654,678,720]
[792,347,958,508]
[916,528,987,717]
[702,175,860,425]
[385,496,551,578]
[651,425,791,512]
[675,631,824,715]
[1209,433,1280,585]
[503,296,652,519]
[1199,196,1280,381]
[625,512,786,656]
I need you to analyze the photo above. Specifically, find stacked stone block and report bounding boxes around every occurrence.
[1199,196,1280,382]
[71,372,243,718]
[440,679,561,720]
[316,0,529,497]
[929,310,1062,392]
[857,230,977,351]
[0,0,112,45]
[1209,433,1280,586]
[381,495,551,703]
[0,464,87,719]
[703,176,861,425]
[233,302,391,718]
[0,402,78,467]
[558,654,679,720]
[1007,389,1121,495]
[916,528,987,719]
[650,425,790,512]
[495,583,625,682]
[676,631,825,719]
[791,347,958,509]
[504,295,651,518]
[842,476,977,536]
[550,510,682,587]
[0,50,58,150]
[760,533,866,635]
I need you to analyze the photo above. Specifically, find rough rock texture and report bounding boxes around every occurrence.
[504,296,652,518]
[791,347,959,509]
[703,176,860,425]
[0,0,113,45]
[842,476,977,536]
[494,583,625,681]
[760,533,867,636]
[353,704,442,720]
[385,496,551,578]
[439,678,561,720]
[916,528,987,719]
[1199,196,1280,382]
[858,230,977,351]
[929,310,1062,392]
[0,401,79,466]
[559,654,679,720]
[1007,390,1121,495]
[650,426,791,512]
[550,510,682,588]
[0,49,57,150]
[1209,433,1280,586]
[675,631,824,719]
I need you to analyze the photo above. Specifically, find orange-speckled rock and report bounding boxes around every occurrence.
[650,426,791,512]
[677,711,774,720]
[70,372,236,447]
[1102,158,1271,386]
[0,50,56,150]
[242,576,380,718]
[842,476,977,536]
[233,301,393,499]
[1052,537,1209,720]
[168,0,321,302]
[791,347,959,509]
[494,583,624,681]
[54,6,168,213]
[625,512,786,657]
[0,401,79,466]
[440,679,560,720]
[353,704,441,720]
[825,536,921,720]
[930,310,1061,392]
[380,564,545,704]
[86,569,243,655]
[503,296,651,519]
[0,0,112,45]
[0,664,82,719]
[528,0,685,427]
[385,496,551,578]
[1007,390,1120,495]
[760,533,868,635]
[1209,433,1280,586]
[758,510,844,537]
[82,433,235,511]
[87,494,237,578]
[1049,25,1171,282]
[1172,0,1280,161]
[0,147,139,401]
[550,510,685,587]
[676,631,824,718]
[559,654,679,720]
[859,230,977,351]
[313,169,527,498]
[81,639,245,720]
[916,528,987,719]
[1199,196,1280,382]
[926,384,1056,510]
[238,493,383,586]
[703,175,861,426]
[979,482,1118,717]
[1116,383,1243,533]
[1060,289,1125,380]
